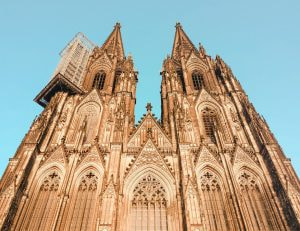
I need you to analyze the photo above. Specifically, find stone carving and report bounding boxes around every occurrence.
[1,24,299,231]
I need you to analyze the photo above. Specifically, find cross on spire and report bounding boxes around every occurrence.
[146,103,152,113]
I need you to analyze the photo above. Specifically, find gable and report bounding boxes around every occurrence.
[88,49,113,74]
[77,88,103,110]
[128,114,172,149]
[195,145,222,169]
[77,145,105,169]
[195,88,220,107]
[233,146,259,168]
[125,139,173,177]
[186,51,209,72]
[42,145,67,166]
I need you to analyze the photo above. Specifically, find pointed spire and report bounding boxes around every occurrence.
[199,42,207,57]
[171,22,198,60]
[101,22,125,60]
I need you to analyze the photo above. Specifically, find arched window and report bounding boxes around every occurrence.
[25,171,61,230]
[200,171,232,230]
[68,171,98,231]
[92,71,106,90]
[192,71,204,90]
[238,171,276,230]
[202,108,217,144]
[130,174,168,230]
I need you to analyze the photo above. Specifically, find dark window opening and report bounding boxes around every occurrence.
[215,67,226,85]
[92,71,106,90]
[202,109,217,144]
[176,70,186,93]
[192,71,204,90]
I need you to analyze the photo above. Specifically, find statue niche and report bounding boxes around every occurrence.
[67,102,101,144]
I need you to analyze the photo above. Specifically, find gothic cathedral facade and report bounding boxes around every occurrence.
[0,23,299,231]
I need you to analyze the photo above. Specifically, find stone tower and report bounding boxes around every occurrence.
[0,23,299,231]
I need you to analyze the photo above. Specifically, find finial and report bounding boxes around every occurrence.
[127,52,132,60]
[146,103,152,113]
[115,22,121,28]
[175,22,182,28]
[199,43,206,55]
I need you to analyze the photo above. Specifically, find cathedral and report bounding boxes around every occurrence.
[0,23,300,231]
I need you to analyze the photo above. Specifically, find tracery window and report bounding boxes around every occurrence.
[238,171,275,230]
[26,171,61,230]
[68,171,98,231]
[92,71,106,90]
[192,71,204,90]
[130,174,168,231]
[200,171,232,231]
[202,108,217,144]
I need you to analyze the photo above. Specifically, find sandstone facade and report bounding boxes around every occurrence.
[0,23,299,231]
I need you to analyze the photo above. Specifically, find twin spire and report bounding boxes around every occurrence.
[171,22,199,60]
[101,22,199,61]
[100,22,125,60]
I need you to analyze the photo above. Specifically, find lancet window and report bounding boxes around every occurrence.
[201,108,217,144]
[26,171,61,230]
[68,171,98,231]
[130,174,168,231]
[192,71,204,90]
[92,71,106,90]
[238,171,275,230]
[200,171,232,231]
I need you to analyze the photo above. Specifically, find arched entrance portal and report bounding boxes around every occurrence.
[130,174,168,230]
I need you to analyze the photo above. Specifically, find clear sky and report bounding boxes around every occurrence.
[0,0,299,177]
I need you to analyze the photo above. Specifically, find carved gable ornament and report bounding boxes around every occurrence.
[125,139,173,178]
[42,145,67,166]
[195,145,222,169]
[89,50,112,72]
[186,51,209,72]
[233,146,259,168]
[0,182,14,198]
[185,178,199,196]
[127,114,172,148]
[77,145,105,169]
[78,88,103,109]
[195,88,220,107]
[102,179,116,198]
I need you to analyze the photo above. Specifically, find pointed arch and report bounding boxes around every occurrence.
[62,166,103,231]
[123,166,176,231]
[16,166,64,231]
[92,70,106,90]
[236,167,279,230]
[67,96,102,144]
[125,165,175,203]
[131,174,168,230]
[197,166,234,231]
[196,100,231,143]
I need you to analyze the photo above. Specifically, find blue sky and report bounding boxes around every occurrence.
[0,0,299,177]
